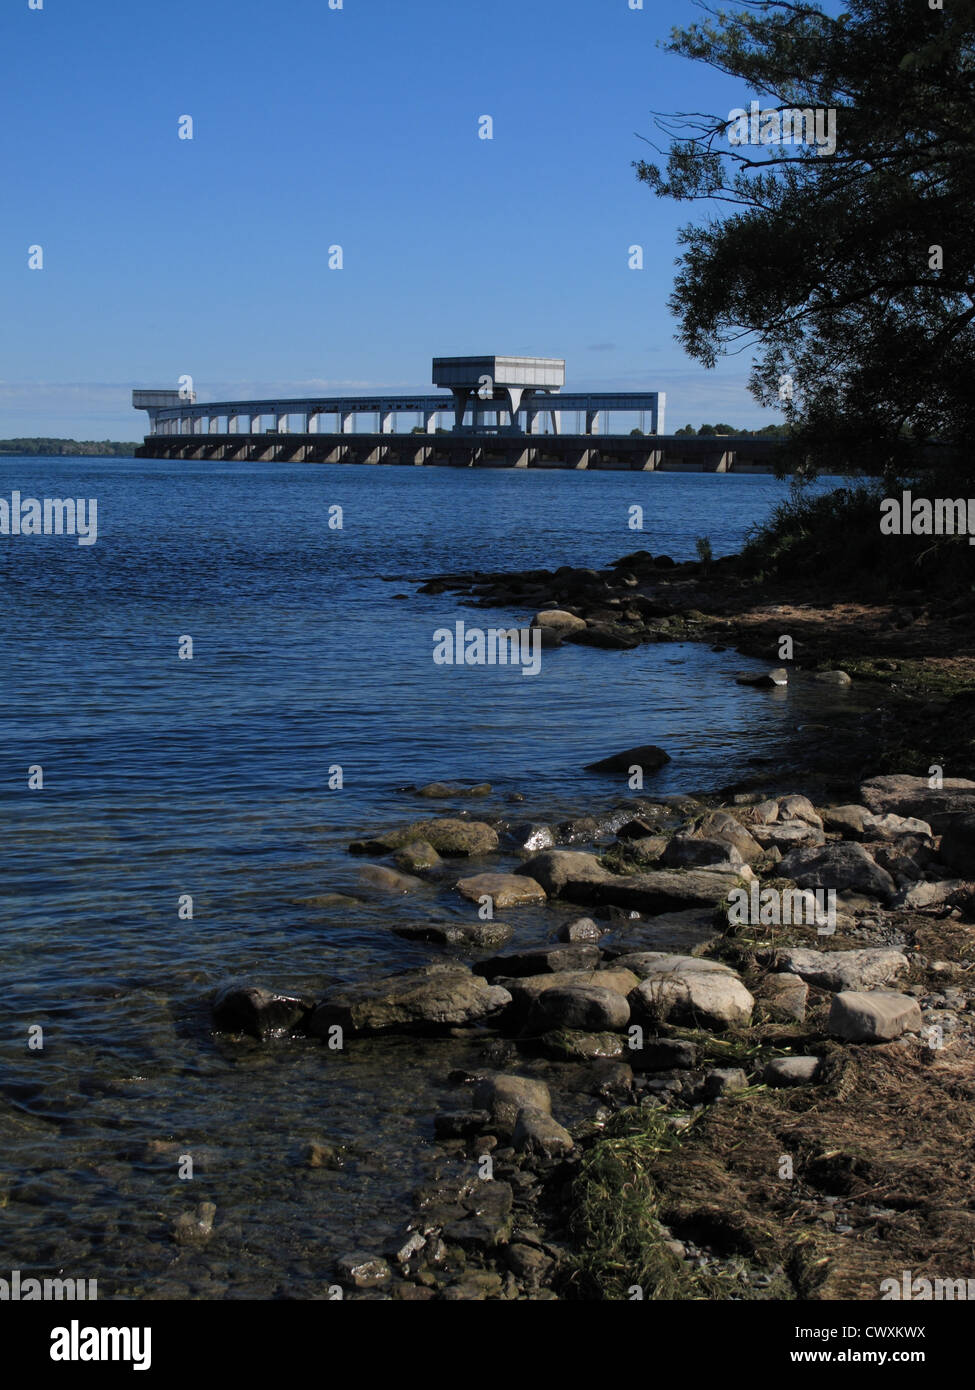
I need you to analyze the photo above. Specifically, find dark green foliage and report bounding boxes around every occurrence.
[637,0,975,476]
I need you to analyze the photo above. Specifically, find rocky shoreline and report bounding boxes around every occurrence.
[418,546,975,780]
[209,767,975,1300]
[199,545,975,1299]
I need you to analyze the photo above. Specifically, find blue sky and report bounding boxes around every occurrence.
[3,0,797,438]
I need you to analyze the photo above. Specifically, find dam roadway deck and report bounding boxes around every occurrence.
[135,432,789,472]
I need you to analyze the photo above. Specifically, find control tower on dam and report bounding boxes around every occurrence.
[133,354,786,471]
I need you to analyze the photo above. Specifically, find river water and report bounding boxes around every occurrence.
[0,456,863,1297]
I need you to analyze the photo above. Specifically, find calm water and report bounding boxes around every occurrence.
[0,457,860,1297]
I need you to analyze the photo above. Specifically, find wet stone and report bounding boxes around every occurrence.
[336,1253,392,1289]
[211,983,313,1042]
[474,942,601,980]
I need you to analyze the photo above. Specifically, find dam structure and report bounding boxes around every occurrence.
[133,355,782,472]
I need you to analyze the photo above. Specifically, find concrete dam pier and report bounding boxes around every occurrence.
[133,354,786,472]
[135,429,784,472]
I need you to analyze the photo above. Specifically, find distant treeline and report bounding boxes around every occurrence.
[670,423,791,439]
[0,439,140,457]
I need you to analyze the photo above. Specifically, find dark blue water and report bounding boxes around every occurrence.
[0,457,857,1297]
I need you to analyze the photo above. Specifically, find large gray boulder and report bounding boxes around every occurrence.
[778,841,896,899]
[860,775,975,831]
[775,947,909,993]
[455,872,547,907]
[821,804,871,838]
[660,834,744,870]
[473,1073,552,1135]
[516,850,611,896]
[309,963,510,1036]
[629,956,754,1031]
[828,990,922,1042]
[517,851,741,912]
[501,968,639,1021]
[695,810,764,864]
[752,821,827,851]
[528,984,630,1032]
[862,812,933,842]
[777,795,823,828]
[891,878,974,911]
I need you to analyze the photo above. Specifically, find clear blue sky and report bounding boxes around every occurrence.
[2,0,794,438]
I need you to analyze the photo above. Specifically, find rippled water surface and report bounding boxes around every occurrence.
[0,457,861,1296]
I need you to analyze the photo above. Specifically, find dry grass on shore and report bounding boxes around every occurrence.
[564,913,975,1302]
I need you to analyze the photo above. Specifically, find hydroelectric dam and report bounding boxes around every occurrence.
[133,355,785,472]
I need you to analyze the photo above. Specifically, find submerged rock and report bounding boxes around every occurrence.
[393,840,443,873]
[173,1201,217,1247]
[736,668,788,687]
[350,818,500,857]
[212,983,313,1041]
[357,863,426,895]
[392,921,514,949]
[583,744,671,776]
[454,872,547,908]
[599,906,720,958]
[415,782,492,799]
[309,963,511,1036]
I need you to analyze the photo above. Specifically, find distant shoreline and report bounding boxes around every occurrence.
[0,439,139,458]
